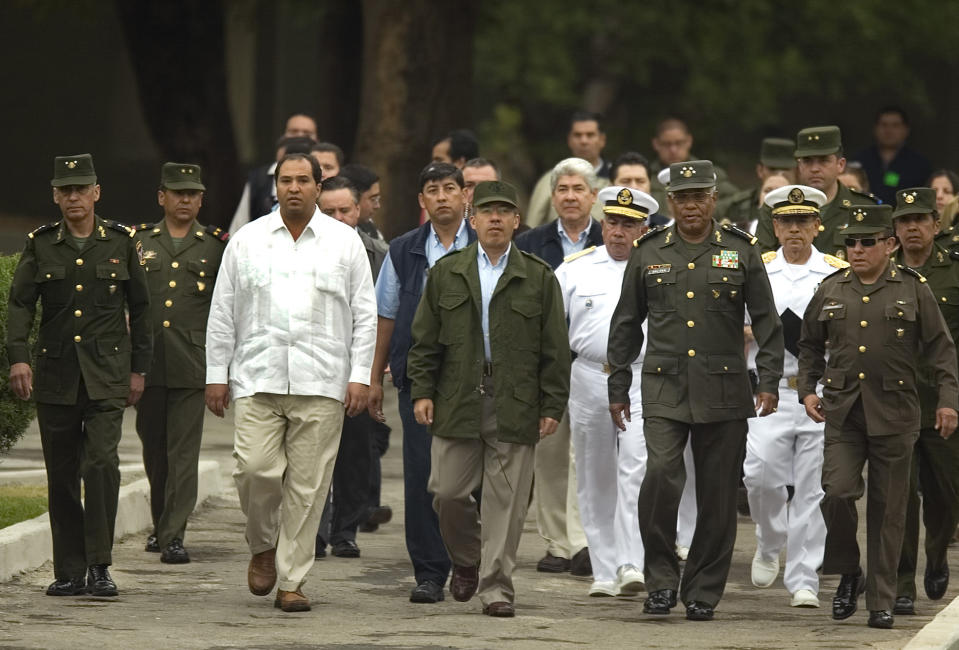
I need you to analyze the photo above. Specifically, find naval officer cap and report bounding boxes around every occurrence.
[161,162,206,191]
[893,187,936,219]
[597,185,658,221]
[51,153,97,187]
[666,160,717,192]
[764,185,827,217]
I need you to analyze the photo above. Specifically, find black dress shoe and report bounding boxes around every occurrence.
[145,534,159,553]
[832,570,865,620]
[643,589,677,615]
[410,580,445,603]
[867,610,894,629]
[331,540,361,558]
[160,538,190,564]
[570,547,592,577]
[483,601,515,617]
[924,565,949,600]
[46,577,87,596]
[893,596,915,616]
[686,601,715,621]
[86,565,118,597]
[536,553,570,573]
[368,505,393,525]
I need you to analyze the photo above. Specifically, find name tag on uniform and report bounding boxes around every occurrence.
[712,250,739,269]
[647,264,671,275]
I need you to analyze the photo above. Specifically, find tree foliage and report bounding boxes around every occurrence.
[0,254,38,456]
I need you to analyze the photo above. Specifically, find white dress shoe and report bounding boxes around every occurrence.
[790,589,820,608]
[675,544,690,561]
[588,580,618,597]
[751,549,780,588]
[615,565,645,596]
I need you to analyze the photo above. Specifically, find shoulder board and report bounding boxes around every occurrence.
[935,225,954,240]
[823,254,850,269]
[103,219,135,237]
[204,223,230,242]
[721,222,758,245]
[563,245,597,263]
[633,225,666,247]
[132,222,155,233]
[897,264,927,283]
[27,221,61,239]
[823,266,851,281]
[761,250,777,264]
[849,188,881,204]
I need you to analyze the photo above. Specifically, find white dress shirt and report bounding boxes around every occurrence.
[207,208,377,402]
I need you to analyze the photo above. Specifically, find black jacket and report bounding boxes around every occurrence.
[514,218,604,270]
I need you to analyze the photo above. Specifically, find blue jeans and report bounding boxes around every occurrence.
[399,388,451,586]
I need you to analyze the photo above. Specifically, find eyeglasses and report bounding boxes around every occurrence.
[667,191,713,204]
[844,237,888,248]
[476,205,517,217]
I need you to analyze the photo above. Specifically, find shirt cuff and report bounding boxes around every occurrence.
[206,366,229,384]
[349,365,372,386]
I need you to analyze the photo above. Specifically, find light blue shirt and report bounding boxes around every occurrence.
[478,243,510,361]
[375,219,470,319]
[557,219,588,258]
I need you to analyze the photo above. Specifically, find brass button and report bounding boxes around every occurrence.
[110,272,116,278]
[818,224,825,232]
[656,367,662,372]
[41,348,47,354]
[858,372,865,380]
[688,349,696,357]
[860,320,868,328]
[73,335,82,342]
[688,262,695,270]
[686,291,694,299]
[171,261,179,269]
[75,258,83,266]
[898,380,904,385]
[828,312,834,318]
[162,320,171,328]
[164,299,173,307]
[169,280,176,288]
[687,320,695,328]
[826,378,832,384]
[942,296,948,303]
[898,311,903,317]
[45,273,51,279]
[723,365,728,371]
[75,284,83,291]
[862,296,869,303]
[723,276,728,282]
[199,271,205,277]
[656,278,662,283]
[858,345,866,353]
[74,309,82,317]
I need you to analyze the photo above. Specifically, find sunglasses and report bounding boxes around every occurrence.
[844,237,889,248]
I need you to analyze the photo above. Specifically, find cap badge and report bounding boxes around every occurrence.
[853,209,866,222]
[66,161,77,169]
[616,188,633,205]
[680,165,695,178]
[904,193,916,204]
[787,188,805,204]
[842,199,851,207]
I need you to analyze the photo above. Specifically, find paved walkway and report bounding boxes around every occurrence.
[0,391,955,648]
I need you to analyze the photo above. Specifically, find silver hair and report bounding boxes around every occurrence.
[549,157,598,192]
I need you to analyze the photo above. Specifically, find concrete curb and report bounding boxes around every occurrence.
[0,459,222,582]
[905,594,959,650]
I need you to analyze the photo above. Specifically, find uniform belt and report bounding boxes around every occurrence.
[483,361,494,376]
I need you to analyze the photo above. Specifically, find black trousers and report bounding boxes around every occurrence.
[316,410,373,545]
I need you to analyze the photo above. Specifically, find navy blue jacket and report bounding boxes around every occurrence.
[514,218,604,270]
[387,220,477,390]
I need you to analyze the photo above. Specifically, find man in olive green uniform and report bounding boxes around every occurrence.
[891,188,959,615]
[134,163,227,563]
[798,204,959,629]
[607,160,784,621]
[715,138,795,229]
[408,181,571,617]
[6,154,152,597]
[757,126,879,257]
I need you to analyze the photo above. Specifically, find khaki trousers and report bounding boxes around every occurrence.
[533,411,587,558]
[429,380,535,605]
[233,393,344,592]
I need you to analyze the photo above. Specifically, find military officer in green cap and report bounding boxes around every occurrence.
[134,163,227,563]
[798,203,959,629]
[890,187,959,615]
[607,160,784,621]
[757,126,879,257]
[6,153,152,597]
[716,137,796,229]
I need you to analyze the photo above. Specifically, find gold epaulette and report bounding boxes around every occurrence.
[132,222,155,233]
[563,246,596,263]
[721,222,758,245]
[205,223,229,242]
[823,254,849,269]
[897,264,927,283]
[633,225,666,247]
[761,251,777,264]
[27,221,60,239]
[103,219,135,237]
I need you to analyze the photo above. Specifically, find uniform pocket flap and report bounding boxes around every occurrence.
[36,265,65,282]
[438,292,469,310]
[707,269,744,285]
[96,263,130,281]
[189,330,206,346]
[510,299,542,318]
[707,355,744,374]
[643,355,679,375]
[885,302,916,321]
[883,375,914,391]
[37,342,62,358]
[818,304,846,320]
[645,270,676,286]
[821,367,845,389]
[188,260,215,278]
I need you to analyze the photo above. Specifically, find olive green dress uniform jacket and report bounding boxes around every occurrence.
[407,242,571,445]
[133,220,227,388]
[797,261,959,434]
[6,216,152,403]
[756,183,880,256]
[607,222,784,422]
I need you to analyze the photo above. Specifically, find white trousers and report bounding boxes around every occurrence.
[534,411,587,558]
[233,393,344,592]
[743,386,826,593]
[568,360,646,583]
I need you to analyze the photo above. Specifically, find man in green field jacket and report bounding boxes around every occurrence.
[407,180,571,617]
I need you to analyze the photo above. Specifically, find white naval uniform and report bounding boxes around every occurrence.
[556,245,647,584]
[743,246,834,594]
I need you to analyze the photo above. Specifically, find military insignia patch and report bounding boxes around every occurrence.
[904,193,916,204]
[66,160,77,169]
[197,281,206,292]
[853,208,866,222]
[647,264,671,275]
[142,249,158,261]
[135,240,145,265]
[788,188,804,204]
[680,165,695,178]
[617,188,633,205]
[711,250,739,269]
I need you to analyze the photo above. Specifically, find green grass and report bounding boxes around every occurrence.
[0,484,48,529]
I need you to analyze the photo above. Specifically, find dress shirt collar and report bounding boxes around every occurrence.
[429,217,468,249]
[478,242,511,269]
[266,206,322,238]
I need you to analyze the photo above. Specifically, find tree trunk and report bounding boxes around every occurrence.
[353,0,476,240]
[115,0,242,228]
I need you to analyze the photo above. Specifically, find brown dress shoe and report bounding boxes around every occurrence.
[451,565,479,602]
[248,548,277,596]
[274,589,311,612]
[483,601,515,617]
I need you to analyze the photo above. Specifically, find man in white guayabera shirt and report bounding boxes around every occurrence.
[205,153,377,613]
